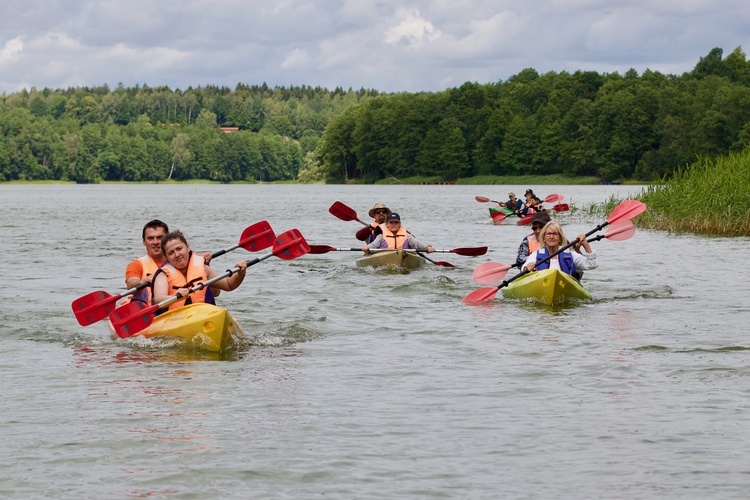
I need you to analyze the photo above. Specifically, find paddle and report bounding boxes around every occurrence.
[71,221,276,326]
[463,200,647,303]
[553,203,570,212]
[544,194,563,204]
[472,221,637,284]
[329,201,371,228]
[110,229,310,338]
[490,211,506,224]
[308,245,487,256]
[416,251,455,268]
[517,214,534,226]
[475,196,503,205]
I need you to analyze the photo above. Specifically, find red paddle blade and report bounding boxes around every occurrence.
[604,221,636,241]
[450,246,488,256]
[71,290,119,326]
[517,215,533,226]
[473,262,512,284]
[110,301,159,338]
[608,200,647,225]
[308,245,337,254]
[490,211,506,224]
[272,229,311,260]
[462,286,500,304]
[552,203,569,212]
[432,261,455,268]
[475,196,491,203]
[544,193,564,204]
[238,221,275,251]
[329,201,358,222]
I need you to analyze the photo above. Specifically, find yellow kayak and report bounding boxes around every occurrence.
[356,250,423,270]
[501,269,591,305]
[109,303,243,352]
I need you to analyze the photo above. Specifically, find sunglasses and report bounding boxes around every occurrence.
[531,225,543,230]
[374,210,389,215]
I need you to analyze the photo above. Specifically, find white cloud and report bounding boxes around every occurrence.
[0,36,24,65]
[384,9,441,49]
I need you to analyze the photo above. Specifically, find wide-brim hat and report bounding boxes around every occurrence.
[368,202,392,218]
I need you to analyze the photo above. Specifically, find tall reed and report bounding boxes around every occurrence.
[636,150,750,236]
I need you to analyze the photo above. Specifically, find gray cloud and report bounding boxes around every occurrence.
[1,0,748,93]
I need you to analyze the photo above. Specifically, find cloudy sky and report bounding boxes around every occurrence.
[1,0,748,94]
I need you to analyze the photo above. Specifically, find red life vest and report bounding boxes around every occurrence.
[156,253,208,310]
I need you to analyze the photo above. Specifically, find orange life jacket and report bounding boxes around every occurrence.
[526,234,541,254]
[130,254,162,304]
[156,253,208,310]
[382,226,409,249]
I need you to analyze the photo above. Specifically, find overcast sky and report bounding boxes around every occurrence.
[1,0,748,94]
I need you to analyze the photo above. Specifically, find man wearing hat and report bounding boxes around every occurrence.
[515,211,551,266]
[356,202,392,243]
[362,212,435,254]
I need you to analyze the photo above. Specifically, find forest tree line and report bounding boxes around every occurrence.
[316,46,750,183]
[2,47,750,183]
[0,83,379,183]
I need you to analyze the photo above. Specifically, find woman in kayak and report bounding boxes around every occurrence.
[151,231,248,311]
[361,212,435,254]
[522,222,597,280]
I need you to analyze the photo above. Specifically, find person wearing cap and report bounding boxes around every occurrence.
[515,211,551,267]
[355,202,391,242]
[518,189,543,216]
[498,192,522,212]
[362,213,435,254]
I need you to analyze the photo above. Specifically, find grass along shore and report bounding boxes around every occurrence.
[583,149,750,237]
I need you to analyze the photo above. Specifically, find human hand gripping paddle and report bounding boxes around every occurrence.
[71,221,276,326]
[109,229,310,338]
[471,221,636,284]
[463,200,646,303]
[307,245,487,268]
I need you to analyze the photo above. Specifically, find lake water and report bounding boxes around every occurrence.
[1,183,749,498]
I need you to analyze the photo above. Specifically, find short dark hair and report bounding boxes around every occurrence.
[142,219,169,240]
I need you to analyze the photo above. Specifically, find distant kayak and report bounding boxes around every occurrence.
[109,303,243,352]
[501,269,591,305]
[356,250,423,270]
[489,207,514,216]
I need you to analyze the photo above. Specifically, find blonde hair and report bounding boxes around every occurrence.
[539,222,568,248]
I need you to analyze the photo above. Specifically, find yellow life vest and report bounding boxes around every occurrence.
[383,226,409,249]
[158,253,208,310]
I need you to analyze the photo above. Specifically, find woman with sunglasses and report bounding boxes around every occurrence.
[522,221,597,281]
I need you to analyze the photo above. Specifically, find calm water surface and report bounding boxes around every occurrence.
[1,184,749,498]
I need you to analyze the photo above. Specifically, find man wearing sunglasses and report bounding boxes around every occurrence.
[356,202,392,243]
[515,211,551,267]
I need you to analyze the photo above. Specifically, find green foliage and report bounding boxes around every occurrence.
[318,46,750,184]
[0,83,378,182]
[636,147,750,236]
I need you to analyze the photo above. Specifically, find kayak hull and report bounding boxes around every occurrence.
[501,269,591,305]
[109,303,243,352]
[356,250,423,270]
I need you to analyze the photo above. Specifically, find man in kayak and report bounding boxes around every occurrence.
[356,202,391,242]
[151,231,248,313]
[361,212,436,254]
[498,192,522,213]
[125,219,211,304]
[522,222,597,280]
[515,211,551,267]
